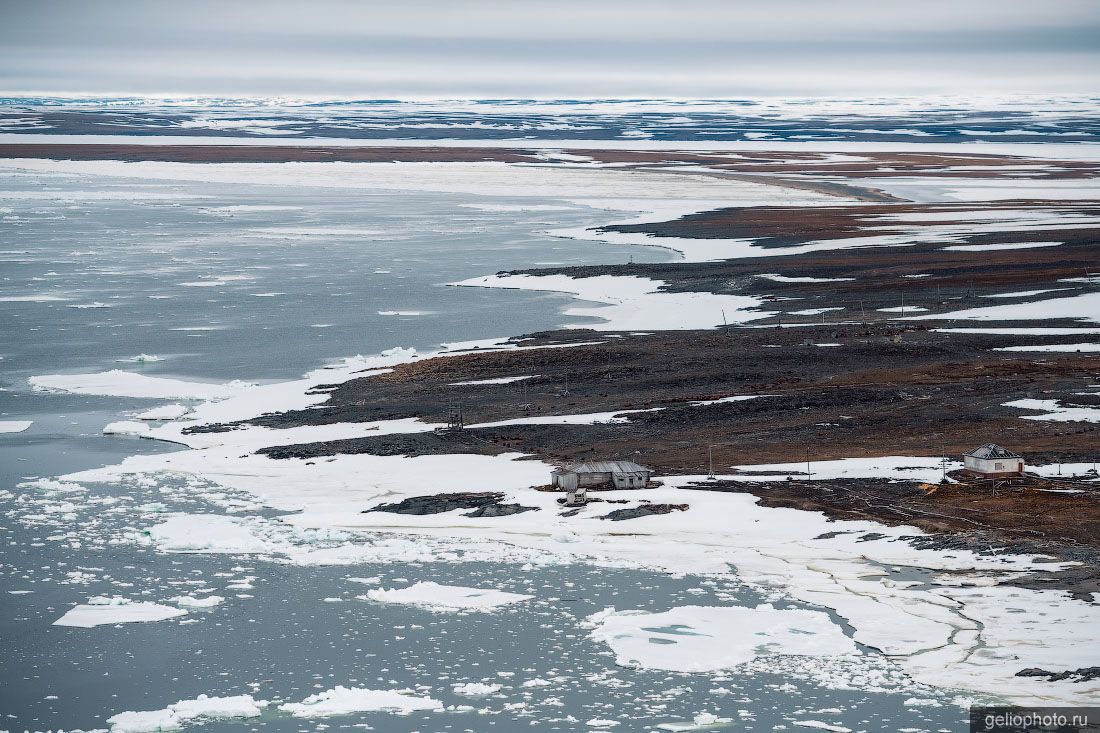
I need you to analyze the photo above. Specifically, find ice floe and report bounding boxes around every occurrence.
[146,514,278,554]
[364,581,533,611]
[585,604,858,673]
[30,370,251,400]
[278,686,443,717]
[134,404,189,420]
[116,354,165,363]
[106,694,266,733]
[103,421,152,437]
[452,682,503,695]
[0,293,71,302]
[171,594,225,609]
[0,420,32,433]
[53,596,188,627]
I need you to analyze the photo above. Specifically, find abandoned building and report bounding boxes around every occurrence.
[963,444,1025,477]
[552,461,653,505]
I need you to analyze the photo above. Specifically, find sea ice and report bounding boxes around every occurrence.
[116,354,165,363]
[146,514,275,554]
[364,581,533,611]
[0,420,32,433]
[278,686,443,717]
[171,594,225,609]
[30,370,249,400]
[585,605,859,673]
[103,421,152,437]
[135,404,189,420]
[452,682,502,695]
[106,694,266,733]
[53,596,188,627]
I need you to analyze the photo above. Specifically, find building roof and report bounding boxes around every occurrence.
[964,443,1021,460]
[554,461,650,475]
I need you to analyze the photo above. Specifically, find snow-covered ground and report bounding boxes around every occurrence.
[454,273,767,330]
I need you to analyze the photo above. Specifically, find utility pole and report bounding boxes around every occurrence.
[707,445,715,480]
[805,448,812,481]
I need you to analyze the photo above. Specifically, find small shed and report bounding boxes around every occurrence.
[552,461,653,505]
[552,461,652,490]
[963,444,1024,477]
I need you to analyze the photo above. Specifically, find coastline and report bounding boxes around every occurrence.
[6,141,1100,708]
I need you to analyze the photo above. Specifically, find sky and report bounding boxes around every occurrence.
[2,0,1099,98]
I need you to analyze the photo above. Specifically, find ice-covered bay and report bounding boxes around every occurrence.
[51,337,1100,708]
[3,153,1098,733]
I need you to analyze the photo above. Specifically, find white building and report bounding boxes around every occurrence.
[963,444,1024,477]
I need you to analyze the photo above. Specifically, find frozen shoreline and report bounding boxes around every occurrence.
[48,335,1100,706]
[9,151,1100,709]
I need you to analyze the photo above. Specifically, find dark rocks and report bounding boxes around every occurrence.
[463,502,538,518]
[600,503,689,521]
[365,492,537,518]
[1015,667,1100,683]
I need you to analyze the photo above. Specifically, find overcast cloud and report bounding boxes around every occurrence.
[2,0,1099,97]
